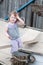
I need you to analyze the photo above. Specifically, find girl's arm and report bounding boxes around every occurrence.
[5,27,12,39]
[16,14,25,26]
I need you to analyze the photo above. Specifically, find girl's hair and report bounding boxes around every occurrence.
[9,11,18,17]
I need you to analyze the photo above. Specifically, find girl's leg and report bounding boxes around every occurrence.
[17,38,23,48]
[11,40,18,53]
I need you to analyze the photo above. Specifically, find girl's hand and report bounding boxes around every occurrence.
[16,13,19,19]
[8,35,12,39]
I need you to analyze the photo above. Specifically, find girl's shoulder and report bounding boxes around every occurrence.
[6,22,10,28]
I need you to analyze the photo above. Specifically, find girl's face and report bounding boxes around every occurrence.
[10,14,17,23]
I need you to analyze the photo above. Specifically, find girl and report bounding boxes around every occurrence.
[5,11,24,55]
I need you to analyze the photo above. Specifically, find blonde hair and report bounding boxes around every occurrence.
[9,11,18,17]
